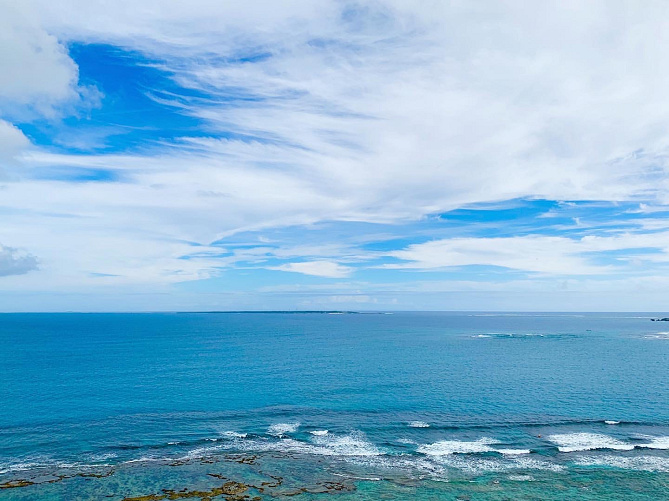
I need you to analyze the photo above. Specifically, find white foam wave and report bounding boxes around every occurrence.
[54,462,78,468]
[178,445,224,460]
[0,458,117,475]
[213,431,381,458]
[575,455,669,472]
[87,452,118,461]
[61,461,114,469]
[0,461,43,474]
[122,456,161,464]
[433,455,563,474]
[604,420,620,425]
[238,438,313,455]
[344,455,447,480]
[644,332,669,339]
[311,432,382,456]
[221,431,248,439]
[408,421,430,428]
[267,422,300,436]
[548,433,634,452]
[638,436,669,450]
[495,449,531,455]
[418,438,497,455]
[309,430,329,436]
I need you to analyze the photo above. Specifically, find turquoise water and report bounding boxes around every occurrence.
[1,312,669,499]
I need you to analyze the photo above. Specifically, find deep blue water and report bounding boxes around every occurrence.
[1,312,669,499]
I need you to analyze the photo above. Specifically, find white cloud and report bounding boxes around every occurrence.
[387,236,600,275]
[2,1,669,305]
[0,2,99,179]
[273,261,352,278]
[22,1,669,207]
[0,120,29,162]
[0,2,83,117]
[387,231,669,275]
[0,244,38,277]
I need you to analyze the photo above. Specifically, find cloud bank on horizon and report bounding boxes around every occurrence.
[1,0,669,311]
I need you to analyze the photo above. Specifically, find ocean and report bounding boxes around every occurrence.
[1,312,668,500]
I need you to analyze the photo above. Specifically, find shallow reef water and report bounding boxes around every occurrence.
[1,312,669,499]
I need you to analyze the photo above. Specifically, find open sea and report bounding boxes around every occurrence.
[1,312,669,500]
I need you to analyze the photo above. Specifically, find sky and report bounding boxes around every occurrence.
[1,1,669,312]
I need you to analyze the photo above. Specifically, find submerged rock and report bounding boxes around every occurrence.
[0,479,35,489]
[122,480,251,501]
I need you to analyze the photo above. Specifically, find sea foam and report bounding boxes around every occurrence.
[417,438,531,456]
[644,331,669,339]
[496,449,532,455]
[418,438,497,455]
[638,436,669,450]
[311,431,382,456]
[575,455,669,472]
[213,431,382,458]
[432,455,563,474]
[221,431,248,439]
[408,421,430,428]
[267,422,300,436]
[548,433,634,452]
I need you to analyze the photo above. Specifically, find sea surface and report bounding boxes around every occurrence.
[1,312,669,500]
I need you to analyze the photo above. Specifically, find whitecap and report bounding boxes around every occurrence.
[433,455,563,474]
[0,461,43,474]
[408,421,430,428]
[311,431,382,456]
[344,455,446,480]
[87,452,118,461]
[575,455,669,472]
[122,456,161,464]
[222,431,381,458]
[229,437,312,455]
[267,422,300,436]
[418,438,497,455]
[179,445,224,460]
[309,430,329,436]
[638,436,669,450]
[54,462,79,468]
[495,449,531,455]
[221,431,248,439]
[643,332,669,339]
[547,433,634,452]
[604,420,620,425]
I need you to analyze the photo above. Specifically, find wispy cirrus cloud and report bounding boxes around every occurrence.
[386,231,669,275]
[2,1,669,310]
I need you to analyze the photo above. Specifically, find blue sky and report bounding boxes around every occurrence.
[1,1,669,311]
